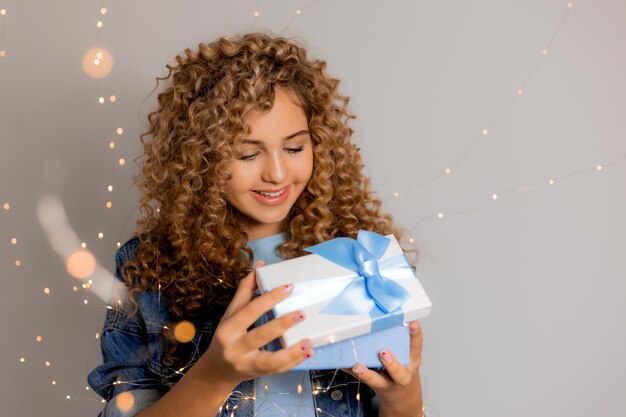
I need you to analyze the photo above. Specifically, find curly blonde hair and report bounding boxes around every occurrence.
[124,31,408,329]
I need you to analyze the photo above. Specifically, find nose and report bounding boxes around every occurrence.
[261,149,287,184]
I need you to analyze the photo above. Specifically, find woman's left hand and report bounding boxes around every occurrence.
[347,320,423,417]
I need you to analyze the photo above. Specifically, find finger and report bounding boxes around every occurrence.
[255,338,314,374]
[222,262,264,320]
[380,350,412,386]
[243,310,306,350]
[408,320,423,368]
[350,363,393,391]
[230,282,294,330]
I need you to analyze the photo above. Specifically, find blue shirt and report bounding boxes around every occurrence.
[88,236,376,417]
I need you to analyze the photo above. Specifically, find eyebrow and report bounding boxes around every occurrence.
[239,129,310,145]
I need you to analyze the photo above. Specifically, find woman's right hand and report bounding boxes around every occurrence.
[197,261,313,387]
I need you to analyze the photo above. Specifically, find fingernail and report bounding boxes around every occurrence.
[305,349,313,359]
[292,311,305,323]
[352,364,365,375]
[280,284,294,294]
[381,351,392,363]
[300,340,312,351]
[409,321,420,332]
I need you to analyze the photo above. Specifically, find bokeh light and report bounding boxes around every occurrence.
[115,391,135,413]
[173,320,196,343]
[66,250,97,279]
[82,47,113,79]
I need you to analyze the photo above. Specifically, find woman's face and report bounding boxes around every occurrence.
[225,87,314,240]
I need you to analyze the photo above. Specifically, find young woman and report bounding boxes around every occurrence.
[88,32,424,417]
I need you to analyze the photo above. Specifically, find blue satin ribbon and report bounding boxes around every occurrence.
[304,230,415,332]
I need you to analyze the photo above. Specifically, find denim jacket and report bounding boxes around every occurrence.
[88,238,376,417]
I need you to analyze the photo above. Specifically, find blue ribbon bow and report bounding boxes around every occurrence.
[305,230,414,331]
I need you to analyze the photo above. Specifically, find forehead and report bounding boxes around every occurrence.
[239,88,308,142]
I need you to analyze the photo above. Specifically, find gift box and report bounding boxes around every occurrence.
[256,230,431,352]
[263,322,411,370]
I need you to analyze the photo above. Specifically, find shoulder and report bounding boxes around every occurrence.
[115,236,141,264]
[114,236,140,283]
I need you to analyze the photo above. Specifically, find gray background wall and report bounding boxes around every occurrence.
[1,1,624,416]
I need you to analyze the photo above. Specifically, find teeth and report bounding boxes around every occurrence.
[255,189,285,198]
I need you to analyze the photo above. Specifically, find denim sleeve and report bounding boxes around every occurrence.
[88,239,165,414]
[100,389,162,417]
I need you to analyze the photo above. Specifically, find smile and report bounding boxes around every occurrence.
[250,186,291,205]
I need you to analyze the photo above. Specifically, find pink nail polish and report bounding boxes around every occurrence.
[305,351,313,358]
[381,351,391,363]
[281,284,294,294]
[300,341,312,351]
[292,311,305,323]
[353,365,364,375]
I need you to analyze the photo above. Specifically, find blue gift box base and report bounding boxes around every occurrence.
[264,324,411,370]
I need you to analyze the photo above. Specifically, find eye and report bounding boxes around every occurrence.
[239,152,260,161]
[285,146,305,154]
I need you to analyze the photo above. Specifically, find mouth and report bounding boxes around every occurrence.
[250,186,291,205]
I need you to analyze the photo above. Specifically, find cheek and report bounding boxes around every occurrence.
[228,164,257,191]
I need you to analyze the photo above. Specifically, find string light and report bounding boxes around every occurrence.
[296,9,302,15]
[66,395,71,400]
[109,95,116,103]
[98,97,104,104]
[96,21,103,28]
[11,237,17,244]
[44,288,51,294]
[116,128,123,135]
[437,213,444,219]
[444,167,451,174]
[0,9,7,16]
[596,164,603,171]
[106,201,112,208]
[109,141,115,149]
[19,357,25,363]
[118,158,125,166]
[36,335,42,342]
[98,232,104,239]
[3,203,10,210]
[107,185,113,192]
[393,192,400,198]
[81,242,87,248]
[72,286,78,292]
[0,50,6,58]
[45,361,51,367]
[100,8,107,15]
[548,179,555,185]
[387,3,576,201]
[52,381,56,386]
[14,259,21,266]
[254,11,260,17]
[492,194,498,200]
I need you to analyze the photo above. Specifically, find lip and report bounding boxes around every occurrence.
[249,185,291,206]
